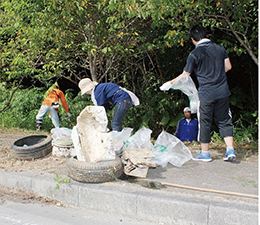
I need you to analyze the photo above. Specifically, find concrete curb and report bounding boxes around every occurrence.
[0,170,258,225]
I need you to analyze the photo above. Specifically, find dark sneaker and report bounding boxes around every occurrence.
[36,124,41,131]
[223,149,236,161]
[192,150,212,162]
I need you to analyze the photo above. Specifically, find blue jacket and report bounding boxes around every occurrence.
[94,83,130,106]
[175,118,198,142]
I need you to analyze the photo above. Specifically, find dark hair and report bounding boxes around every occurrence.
[189,24,206,41]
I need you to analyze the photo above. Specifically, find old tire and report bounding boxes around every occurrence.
[67,156,124,183]
[11,135,52,160]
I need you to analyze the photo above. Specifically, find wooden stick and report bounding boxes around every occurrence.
[160,181,258,199]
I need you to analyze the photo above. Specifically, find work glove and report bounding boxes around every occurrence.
[67,112,71,117]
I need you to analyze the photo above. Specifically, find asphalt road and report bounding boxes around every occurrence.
[0,197,162,225]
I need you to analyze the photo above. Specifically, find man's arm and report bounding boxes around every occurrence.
[58,90,69,113]
[225,58,232,72]
[174,120,181,138]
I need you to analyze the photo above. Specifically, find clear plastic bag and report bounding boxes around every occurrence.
[160,75,199,113]
[123,126,153,150]
[159,81,172,91]
[170,74,199,113]
[151,131,192,167]
[110,127,133,155]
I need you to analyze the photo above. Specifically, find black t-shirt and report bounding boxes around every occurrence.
[184,41,231,101]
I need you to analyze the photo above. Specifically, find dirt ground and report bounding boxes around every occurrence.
[0,184,64,206]
[0,129,68,205]
[0,129,67,175]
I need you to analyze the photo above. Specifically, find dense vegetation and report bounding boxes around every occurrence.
[0,1,258,147]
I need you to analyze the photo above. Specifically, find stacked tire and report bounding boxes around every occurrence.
[66,156,123,183]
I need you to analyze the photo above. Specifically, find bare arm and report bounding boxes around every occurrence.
[170,71,191,84]
[225,58,232,72]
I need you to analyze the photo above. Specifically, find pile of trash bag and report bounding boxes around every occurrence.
[60,106,193,179]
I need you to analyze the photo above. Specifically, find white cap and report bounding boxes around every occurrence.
[183,107,191,112]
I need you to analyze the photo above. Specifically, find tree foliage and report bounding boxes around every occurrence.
[146,0,258,65]
[1,0,257,83]
[0,0,258,139]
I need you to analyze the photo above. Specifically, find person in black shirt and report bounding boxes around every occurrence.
[167,24,236,162]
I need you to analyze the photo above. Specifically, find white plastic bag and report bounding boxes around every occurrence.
[71,126,85,161]
[124,89,140,106]
[110,127,133,155]
[51,127,72,139]
[160,75,199,113]
[123,126,153,150]
[151,131,192,167]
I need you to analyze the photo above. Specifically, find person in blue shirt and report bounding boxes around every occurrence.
[175,107,198,142]
[78,78,135,131]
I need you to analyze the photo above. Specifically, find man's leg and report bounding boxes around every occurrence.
[201,143,209,152]
[36,105,48,131]
[111,98,132,131]
[214,97,236,161]
[49,106,60,128]
[224,136,234,148]
[193,101,213,162]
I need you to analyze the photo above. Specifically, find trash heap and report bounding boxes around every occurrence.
[51,105,193,179]
[120,127,156,178]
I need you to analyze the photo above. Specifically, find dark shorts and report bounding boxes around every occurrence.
[197,97,234,143]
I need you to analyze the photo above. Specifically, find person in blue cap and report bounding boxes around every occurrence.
[175,107,198,142]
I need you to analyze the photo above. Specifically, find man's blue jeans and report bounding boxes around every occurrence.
[111,98,132,131]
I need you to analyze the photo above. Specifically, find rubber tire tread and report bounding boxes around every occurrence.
[11,135,52,160]
[67,156,123,183]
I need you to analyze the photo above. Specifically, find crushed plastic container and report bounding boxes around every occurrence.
[52,137,75,158]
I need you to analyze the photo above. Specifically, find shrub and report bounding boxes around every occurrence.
[0,84,258,151]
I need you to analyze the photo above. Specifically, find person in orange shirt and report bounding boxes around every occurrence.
[36,83,71,131]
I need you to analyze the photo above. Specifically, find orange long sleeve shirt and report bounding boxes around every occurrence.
[42,88,69,113]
